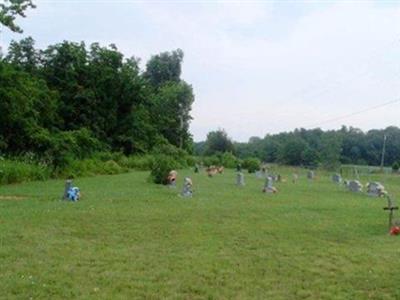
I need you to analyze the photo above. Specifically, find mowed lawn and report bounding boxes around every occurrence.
[1,168,400,299]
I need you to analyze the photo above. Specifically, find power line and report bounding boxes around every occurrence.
[306,97,400,129]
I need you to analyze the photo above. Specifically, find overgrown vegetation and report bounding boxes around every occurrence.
[0,37,194,165]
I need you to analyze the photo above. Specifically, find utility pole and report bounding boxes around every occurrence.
[380,134,387,172]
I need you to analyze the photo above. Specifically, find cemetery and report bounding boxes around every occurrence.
[2,165,400,299]
[2,1,400,299]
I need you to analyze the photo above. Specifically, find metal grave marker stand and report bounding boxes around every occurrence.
[383,196,398,231]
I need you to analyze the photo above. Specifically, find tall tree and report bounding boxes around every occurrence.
[204,129,234,155]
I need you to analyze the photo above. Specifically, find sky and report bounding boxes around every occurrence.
[1,0,400,142]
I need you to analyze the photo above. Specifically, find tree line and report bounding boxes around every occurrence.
[196,126,400,169]
[0,37,194,167]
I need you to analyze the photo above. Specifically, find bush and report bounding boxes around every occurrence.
[0,159,50,184]
[103,160,125,175]
[203,155,220,167]
[392,162,399,172]
[126,155,155,170]
[243,157,261,173]
[152,144,189,168]
[221,152,237,168]
[150,155,180,184]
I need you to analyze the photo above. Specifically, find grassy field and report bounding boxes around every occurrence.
[1,167,400,299]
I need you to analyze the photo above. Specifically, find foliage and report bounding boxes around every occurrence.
[198,126,399,169]
[149,154,180,184]
[0,38,195,163]
[202,155,221,167]
[0,159,49,184]
[220,152,237,168]
[392,161,399,172]
[204,129,234,155]
[0,0,35,33]
[242,157,261,173]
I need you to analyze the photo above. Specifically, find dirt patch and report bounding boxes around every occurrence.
[0,195,28,201]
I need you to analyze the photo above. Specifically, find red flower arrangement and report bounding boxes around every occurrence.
[390,226,400,235]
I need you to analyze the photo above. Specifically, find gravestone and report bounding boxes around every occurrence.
[62,179,73,200]
[347,180,363,193]
[261,167,267,178]
[181,177,193,197]
[332,173,342,184]
[236,172,245,186]
[263,176,277,193]
[292,173,299,183]
[255,170,262,179]
[367,182,387,197]
[167,170,177,188]
[307,170,315,180]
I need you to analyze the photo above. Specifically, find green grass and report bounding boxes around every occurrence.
[1,168,400,299]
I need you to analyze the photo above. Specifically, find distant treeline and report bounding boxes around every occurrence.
[0,37,194,168]
[195,127,400,169]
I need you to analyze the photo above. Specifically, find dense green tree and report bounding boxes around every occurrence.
[0,38,195,162]
[204,129,234,155]
[144,49,184,87]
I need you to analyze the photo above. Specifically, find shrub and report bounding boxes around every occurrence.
[221,152,237,168]
[126,155,155,170]
[150,155,180,184]
[0,159,50,184]
[103,160,125,175]
[152,144,189,168]
[203,155,220,167]
[392,162,399,172]
[243,157,261,173]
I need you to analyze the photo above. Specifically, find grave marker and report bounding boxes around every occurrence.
[181,177,193,197]
[263,176,277,193]
[292,173,299,183]
[367,182,387,197]
[236,172,245,186]
[347,180,363,193]
[332,173,342,184]
[384,196,399,231]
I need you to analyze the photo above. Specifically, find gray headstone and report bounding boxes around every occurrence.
[62,179,73,200]
[292,173,299,183]
[367,182,387,197]
[332,173,342,184]
[263,176,276,193]
[347,180,363,193]
[181,177,193,197]
[307,171,315,180]
[236,172,245,186]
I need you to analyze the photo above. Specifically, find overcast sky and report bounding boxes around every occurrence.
[1,0,400,142]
